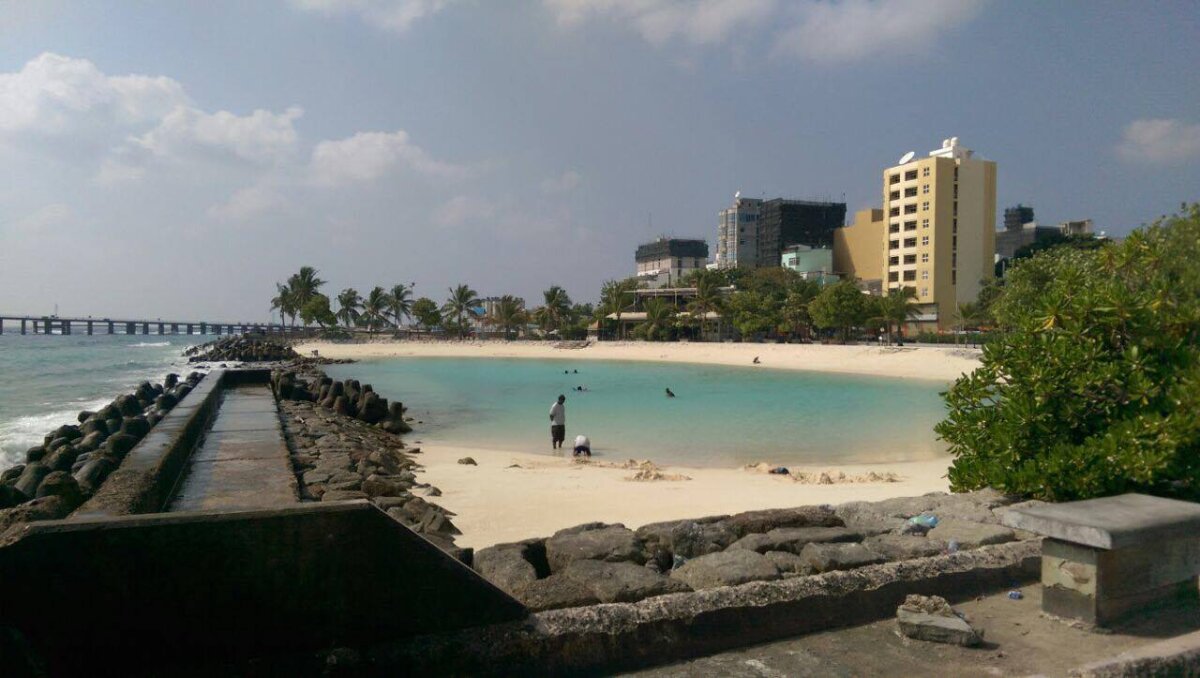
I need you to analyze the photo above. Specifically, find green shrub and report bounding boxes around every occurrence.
[936,204,1200,501]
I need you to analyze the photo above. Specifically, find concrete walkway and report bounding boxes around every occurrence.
[169,384,298,511]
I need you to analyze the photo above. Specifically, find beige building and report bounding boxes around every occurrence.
[834,137,996,330]
[833,208,885,293]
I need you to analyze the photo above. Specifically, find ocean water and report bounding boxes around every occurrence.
[326,357,950,467]
[0,333,194,470]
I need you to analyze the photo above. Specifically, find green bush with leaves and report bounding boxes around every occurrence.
[937,204,1200,500]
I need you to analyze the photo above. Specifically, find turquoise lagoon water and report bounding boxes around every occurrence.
[0,333,194,470]
[326,357,949,468]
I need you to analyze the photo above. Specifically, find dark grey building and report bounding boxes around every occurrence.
[635,238,709,288]
[753,199,846,269]
[1003,204,1035,232]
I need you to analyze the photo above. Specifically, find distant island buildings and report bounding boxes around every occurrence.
[626,135,1096,333]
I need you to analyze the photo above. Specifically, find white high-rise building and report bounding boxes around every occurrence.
[715,195,762,269]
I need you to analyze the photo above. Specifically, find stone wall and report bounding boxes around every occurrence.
[473,488,1041,611]
[0,372,205,535]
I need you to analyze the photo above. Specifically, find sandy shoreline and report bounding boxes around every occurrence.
[297,339,981,382]
[293,339,969,547]
[410,443,951,549]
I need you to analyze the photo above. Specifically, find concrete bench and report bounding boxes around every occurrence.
[1002,493,1200,625]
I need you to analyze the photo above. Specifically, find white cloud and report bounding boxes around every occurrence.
[772,0,986,63]
[0,52,187,134]
[540,169,581,193]
[1117,118,1200,165]
[433,195,497,227]
[3,203,73,235]
[131,106,303,164]
[207,185,288,221]
[545,0,776,46]
[288,0,458,33]
[309,130,469,186]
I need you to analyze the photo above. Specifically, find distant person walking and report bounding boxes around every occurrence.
[549,394,567,449]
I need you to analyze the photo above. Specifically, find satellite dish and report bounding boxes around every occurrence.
[898,151,915,165]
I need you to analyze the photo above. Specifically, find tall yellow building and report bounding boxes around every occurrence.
[835,137,995,331]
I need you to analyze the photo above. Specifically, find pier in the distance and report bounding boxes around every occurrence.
[0,315,307,336]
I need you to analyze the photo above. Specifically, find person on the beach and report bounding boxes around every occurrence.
[665,388,675,398]
[752,356,760,364]
[549,394,566,449]
[573,434,591,457]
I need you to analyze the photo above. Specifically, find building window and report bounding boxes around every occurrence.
[921,287,929,298]
[890,207,900,217]
[922,184,930,194]
[890,174,900,185]
[904,187,917,198]
[904,204,917,215]
[903,270,916,282]
[951,271,957,285]
[954,167,959,180]
[904,237,917,248]
[921,235,930,246]
[921,201,930,211]
[921,252,929,263]
[953,202,958,216]
[904,170,917,181]
[889,240,899,250]
[921,218,929,228]
[903,254,916,264]
[921,270,929,280]
[952,236,957,248]
[889,224,900,234]
[889,256,899,266]
[904,220,917,231]
[888,271,899,282]
[953,185,958,199]
[889,190,900,201]
[952,253,957,267]
[923,167,930,177]
[952,219,957,233]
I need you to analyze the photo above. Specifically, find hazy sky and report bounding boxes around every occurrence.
[1,0,1197,321]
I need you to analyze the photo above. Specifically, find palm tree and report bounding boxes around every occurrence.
[360,286,391,332]
[880,287,921,344]
[270,282,297,326]
[599,279,637,340]
[442,284,482,339]
[387,283,413,329]
[639,298,676,341]
[288,266,326,313]
[494,295,526,340]
[686,271,725,341]
[954,301,984,346]
[782,284,819,340]
[335,288,362,328]
[540,285,572,336]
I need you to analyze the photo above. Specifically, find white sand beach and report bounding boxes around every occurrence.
[295,339,972,547]
[411,444,952,548]
[298,339,981,382]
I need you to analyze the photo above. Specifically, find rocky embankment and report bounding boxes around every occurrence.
[186,334,351,365]
[0,372,204,534]
[273,369,468,561]
[473,489,1041,611]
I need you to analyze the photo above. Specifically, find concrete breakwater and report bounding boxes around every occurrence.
[0,371,204,533]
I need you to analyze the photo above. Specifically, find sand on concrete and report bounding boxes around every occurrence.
[412,443,951,549]
[297,339,981,383]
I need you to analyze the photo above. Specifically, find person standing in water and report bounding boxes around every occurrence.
[549,394,567,449]
[665,388,676,398]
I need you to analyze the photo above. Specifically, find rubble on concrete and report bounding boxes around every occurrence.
[895,594,984,647]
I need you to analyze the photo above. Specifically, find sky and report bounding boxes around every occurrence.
[0,0,1197,321]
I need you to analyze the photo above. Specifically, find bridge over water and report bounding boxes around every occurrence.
[0,315,307,336]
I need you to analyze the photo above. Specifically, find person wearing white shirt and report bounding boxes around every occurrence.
[549,394,566,449]
[573,434,591,458]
